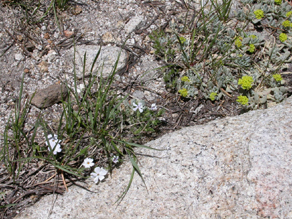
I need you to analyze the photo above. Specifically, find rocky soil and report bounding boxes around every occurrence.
[0,0,242,139]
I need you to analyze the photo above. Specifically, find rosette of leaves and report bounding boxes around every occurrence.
[214,66,236,88]
[268,46,291,64]
[242,32,265,46]
[233,55,252,68]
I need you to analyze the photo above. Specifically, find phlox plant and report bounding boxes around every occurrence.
[0,49,165,212]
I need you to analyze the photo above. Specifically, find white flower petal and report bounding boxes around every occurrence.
[94,167,101,173]
[99,175,105,181]
[132,102,138,111]
[53,144,62,155]
[93,177,99,183]
[91,167,108,183]
[46,135,62,155]
[47,134,53,139]
[90,172,97,178]
[100,169,108,175]
[112,156,119,164]
[137,103,144,113]
[150,103,157,111]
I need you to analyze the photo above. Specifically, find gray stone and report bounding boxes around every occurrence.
[31,84,68,109]
[68,45,128,78]
[17,97,292,218]
[132,90,144,99]
[14,53,24,61]
[124,15,144,34]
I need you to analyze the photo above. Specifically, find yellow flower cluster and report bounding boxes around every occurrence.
[209,92,217,101]
[254,9,264,19]
[237,95,249,105]
[248,44,255,53]
[249,35,257,39]
[286,11,292,17]
[273,74,283,82]
[181,76,191,82]
[178,88,188,97]
[274,0,282,5]
[238,76,254,90]
[279,33,288,42]
[282,20,292,28]
[235,38,242,48]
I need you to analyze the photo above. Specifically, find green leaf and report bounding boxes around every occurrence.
[111,140,123,156]
[115,168,135,205]
[54,164,84,178]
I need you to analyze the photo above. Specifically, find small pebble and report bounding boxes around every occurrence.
[15,53,24,61]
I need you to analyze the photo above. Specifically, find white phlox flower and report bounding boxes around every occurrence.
[150,103,157,111]
[46,134,62,155]
[82,158,94,168]
[90,167,108,183]
[133,102,144,113]
[112,155,119,164]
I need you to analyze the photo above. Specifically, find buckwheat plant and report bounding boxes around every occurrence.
[149,0,292,110]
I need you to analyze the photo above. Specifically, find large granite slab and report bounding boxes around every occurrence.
[17,96,292,218]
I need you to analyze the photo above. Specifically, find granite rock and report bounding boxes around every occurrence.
[67,45,128,78]
[124,15,144,34]
[17,96,292,218]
